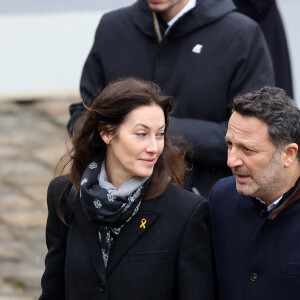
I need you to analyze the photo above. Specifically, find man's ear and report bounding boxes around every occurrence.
[282,143,298,168]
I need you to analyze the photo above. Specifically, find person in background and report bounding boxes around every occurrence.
[209,86,300,300]
[39,78,215,300]
[67,0,275,198]
[234,0,293,98]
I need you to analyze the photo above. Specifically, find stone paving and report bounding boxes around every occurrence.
[0,97,76,300]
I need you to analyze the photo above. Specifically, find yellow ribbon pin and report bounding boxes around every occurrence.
[140,218,147,229]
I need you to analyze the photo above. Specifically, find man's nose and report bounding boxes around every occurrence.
[227,148,243,168]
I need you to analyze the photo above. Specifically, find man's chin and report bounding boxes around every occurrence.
[147,1,164,9]
[235,182,255,197]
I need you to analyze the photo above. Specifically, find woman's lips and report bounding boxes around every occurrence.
[139,158,156,166]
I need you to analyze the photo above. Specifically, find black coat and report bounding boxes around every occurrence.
[234,0,293,98]
[39,176,216,300]
[68,0,274,197]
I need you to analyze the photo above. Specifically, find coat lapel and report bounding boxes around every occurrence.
[71,193,161,278]
[71,196,107,284]
[106,199,161,275]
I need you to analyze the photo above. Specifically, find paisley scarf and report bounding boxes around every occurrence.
[80,157,150,267]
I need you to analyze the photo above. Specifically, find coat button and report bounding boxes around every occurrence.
[99,282,106,293]
[250,272,259,282]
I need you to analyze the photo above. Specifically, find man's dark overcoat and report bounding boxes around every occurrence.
[234,0,293,98]
[209,175,300,300]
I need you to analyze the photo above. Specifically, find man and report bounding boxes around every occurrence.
[209,86,300,299]
[68,0,275,197]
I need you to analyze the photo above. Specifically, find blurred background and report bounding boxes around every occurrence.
[0,0,299,299]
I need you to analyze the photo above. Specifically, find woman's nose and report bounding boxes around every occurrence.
[145,136,158,153]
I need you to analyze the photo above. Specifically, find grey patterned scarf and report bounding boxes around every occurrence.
[80,157,150,267]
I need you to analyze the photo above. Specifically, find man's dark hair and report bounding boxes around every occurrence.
[233,86,300,159]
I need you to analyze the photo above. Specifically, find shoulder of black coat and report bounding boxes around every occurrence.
[157,183,208,212]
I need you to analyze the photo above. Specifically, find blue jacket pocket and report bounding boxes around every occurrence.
[280,263,300,276]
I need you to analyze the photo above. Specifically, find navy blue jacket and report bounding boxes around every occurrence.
[68,0,274,197]
[209,175,300,300]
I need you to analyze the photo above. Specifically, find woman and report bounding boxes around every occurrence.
[39,78,215,300]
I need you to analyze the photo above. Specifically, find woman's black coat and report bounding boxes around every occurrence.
[39,176,215,300]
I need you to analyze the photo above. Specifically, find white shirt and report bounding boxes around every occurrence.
[153,0,197,41]
[256,196,283,213]
[167,0,197,28]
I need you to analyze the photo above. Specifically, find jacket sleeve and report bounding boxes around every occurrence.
[39,181,68,300]
[170,21,274,167]
[176,198,216,300]
[67,18,106,135]
[79,20,106,108]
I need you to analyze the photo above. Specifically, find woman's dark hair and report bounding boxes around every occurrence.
[58,78,186,221]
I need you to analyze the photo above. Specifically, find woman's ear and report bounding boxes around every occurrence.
[100,130,110,144]
[101,134,110,144]
[282,143,298,168]
[99,126,114,144]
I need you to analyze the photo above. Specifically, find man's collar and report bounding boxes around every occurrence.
[269,176,300,220]
[153,0,196,41]
[131,0,236,42]
[255,196,282,213]
[167,0,197,27]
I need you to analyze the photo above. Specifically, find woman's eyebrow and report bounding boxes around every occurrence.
[134,124,165,130]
